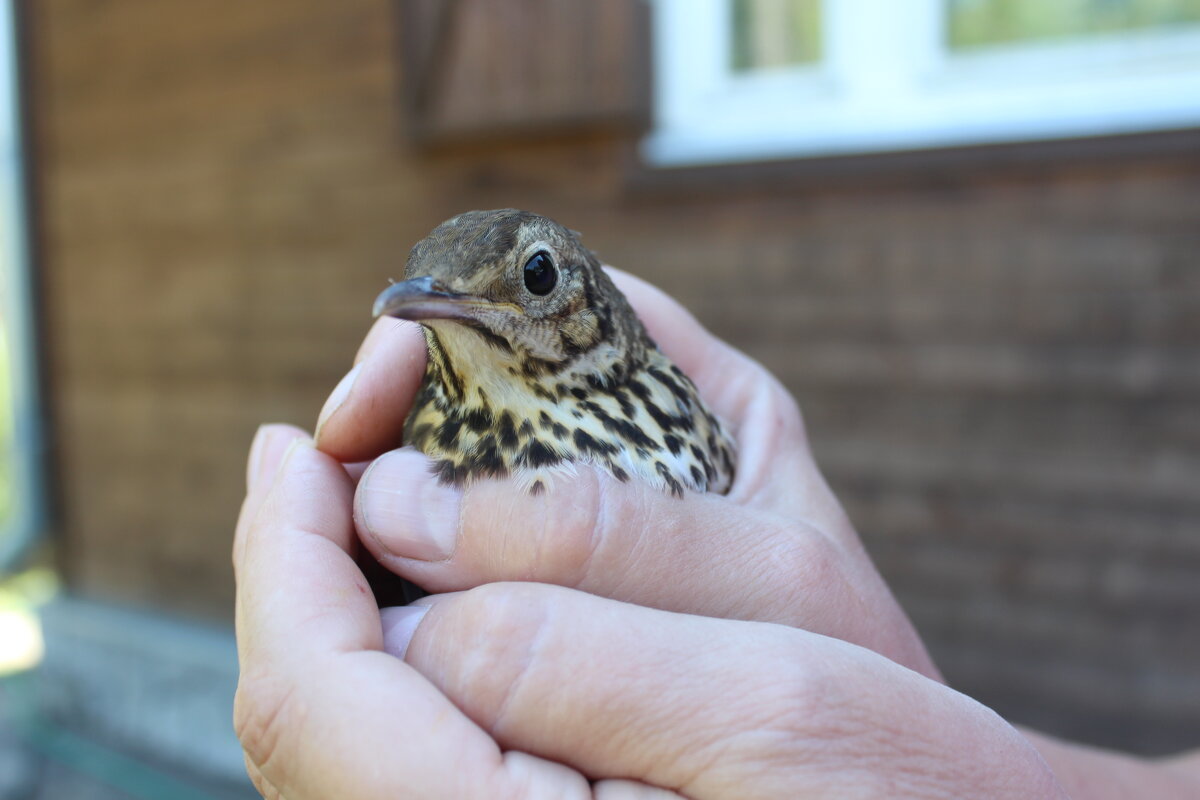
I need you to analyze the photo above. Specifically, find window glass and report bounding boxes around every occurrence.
[730,0,822,71]
[647,0,1200,166]
[947,0,1200,49]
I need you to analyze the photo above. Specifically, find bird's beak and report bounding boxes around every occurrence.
[372,276,493,322]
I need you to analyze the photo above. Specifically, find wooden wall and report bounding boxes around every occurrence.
[30,0,1200,754]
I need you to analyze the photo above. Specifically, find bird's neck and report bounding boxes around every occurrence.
[421,320,646,407]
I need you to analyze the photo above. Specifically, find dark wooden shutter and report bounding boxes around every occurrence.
[398,0,650,143]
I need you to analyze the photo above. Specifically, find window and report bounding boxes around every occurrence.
[731,0,822,71]
[0,1,45,569]
[644,0,1200,166]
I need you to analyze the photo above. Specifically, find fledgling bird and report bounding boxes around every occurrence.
[372,209,736,496]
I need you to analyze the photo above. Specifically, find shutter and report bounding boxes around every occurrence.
[398,0,650,143]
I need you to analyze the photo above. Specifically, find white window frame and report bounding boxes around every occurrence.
[0,0,46,569]
[643,0,1200,167]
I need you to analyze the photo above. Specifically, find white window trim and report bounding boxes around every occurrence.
[643,0,1200,167]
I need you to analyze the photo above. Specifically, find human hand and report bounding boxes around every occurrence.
[315,269,939,678]
[233,425,1066,798]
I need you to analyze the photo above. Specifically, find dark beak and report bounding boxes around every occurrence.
[372,276,487,322]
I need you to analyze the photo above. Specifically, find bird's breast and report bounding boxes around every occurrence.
[405,347,735,496]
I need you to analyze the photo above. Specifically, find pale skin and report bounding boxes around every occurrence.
[233,270,1200,799]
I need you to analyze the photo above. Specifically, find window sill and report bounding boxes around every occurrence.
[622,126,1200,198]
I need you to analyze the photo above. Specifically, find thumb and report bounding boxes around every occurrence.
[352,447,847,628]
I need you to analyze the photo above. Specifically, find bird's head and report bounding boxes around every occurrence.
[374,210,646,383]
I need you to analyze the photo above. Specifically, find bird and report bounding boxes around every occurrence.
[372,209,736,497]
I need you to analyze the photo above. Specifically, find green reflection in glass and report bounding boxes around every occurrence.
[731,0,823,71]
[947,0,1200,49]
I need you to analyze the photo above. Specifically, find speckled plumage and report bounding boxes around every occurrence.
[374,209,736,496]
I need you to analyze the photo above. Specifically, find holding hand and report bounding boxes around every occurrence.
[318,270,938,678]
[231,271,1073,797]
[234,429,1063,798]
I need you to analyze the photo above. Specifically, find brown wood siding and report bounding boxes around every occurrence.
[29,0,1200,754]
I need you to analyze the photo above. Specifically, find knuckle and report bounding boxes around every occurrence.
[750,530,844,616]
[441,583,560,730]
[479,467,610,589]
[679,633,846,782]
[541,467,675,596]
[244,756,283,800]
[756,645,831,729]
[772,652,856,741]
[732,647,980,796]
[751,526,892,653]
[448,581,553,650]
[720,638,862,763]
[789,530,843,590]
[545,467,611,586]
[233,669,300,779]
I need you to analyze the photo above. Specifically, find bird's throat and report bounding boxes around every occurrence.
[403,326,734,496]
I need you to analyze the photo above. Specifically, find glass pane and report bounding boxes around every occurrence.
[948,0,1200,49]
[731,0,822,72]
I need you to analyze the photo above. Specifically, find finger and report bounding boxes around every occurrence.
[353,312,412,366]
[403,583,1066,799]
[235,440,374,669]
[233,423,311,577]
[242,754,283,800]
[351,449,937,675]
[234,441,607,799]
[313,316,427,463]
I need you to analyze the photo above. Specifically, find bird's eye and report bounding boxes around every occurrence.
[523,252,557,296]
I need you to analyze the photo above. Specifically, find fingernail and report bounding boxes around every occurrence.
[380,605,429,659]
[315,362,364,439]
[247,425,296,492]
[277,438,309,475]
[356,450,461,561]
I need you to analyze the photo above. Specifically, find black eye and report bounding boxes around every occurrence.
[523,252,557,296]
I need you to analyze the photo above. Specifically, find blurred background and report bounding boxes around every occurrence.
[1,0,1198,796]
